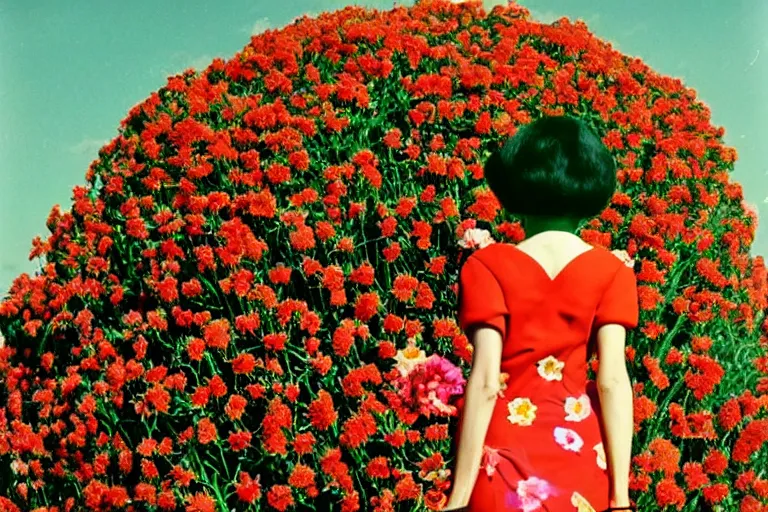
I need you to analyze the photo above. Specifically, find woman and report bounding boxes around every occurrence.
[445,116,637,511]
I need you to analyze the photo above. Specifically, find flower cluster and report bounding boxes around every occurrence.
[0,1,767,510]
[394,353,466,418]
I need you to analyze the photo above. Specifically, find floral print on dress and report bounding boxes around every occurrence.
[593,443,607,470]
[570,491,597,512]
[506,476,556,512]
[507,397,537,426]
[554,427,584,452]
[564,394,591,422]
[536,355,565,381]
[481,445,501,477]
[498,372,510,397]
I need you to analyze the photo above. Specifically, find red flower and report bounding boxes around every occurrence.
[383,128,402,148]
[349,262,375,285]
[354,292,380,322]
[366,457,391,479]
[467,189,500,222]
[203,319,231,349]
[684,354,725,400]
[383,314,405,333]
[425,424,449,442]
[209,375,228,397]
[392,275,419,302]
[268,264,292,284]
[225,394,248,421]
[703,449,729,476]
[642,355,670,390]
[340,411,377,449]
[264,332,288,351]
[332,324,356,357]
[293,432,317,455]
[682,462,708,491]
[186,492,217,512]
[654,478,686,510]
[196,418,218,445]
[288,464,316,489]
[290,225,316,251]
[382,241,401,262]
[732,419,768,463]
[231,353,257,374]
[235,472,262,503]
[702,483,729,504]
[394,473,421,502]
[308,390,337,431]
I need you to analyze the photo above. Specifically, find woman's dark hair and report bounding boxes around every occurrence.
[484,115,617,218]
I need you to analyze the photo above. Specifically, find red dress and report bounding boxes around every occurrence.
[455,243,638,512]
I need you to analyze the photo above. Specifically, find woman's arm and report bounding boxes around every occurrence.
[444,327,503,509]
[596,324,634,508]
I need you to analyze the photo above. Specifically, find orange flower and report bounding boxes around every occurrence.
[196,418,218,445]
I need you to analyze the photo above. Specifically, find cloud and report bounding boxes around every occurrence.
[478,0,507,7]
[526,8,561,24]
[159,52,216,76]
[622,22,648,37]
[188,54,215,71]
[248,17,272,36]
[70,137,108,155]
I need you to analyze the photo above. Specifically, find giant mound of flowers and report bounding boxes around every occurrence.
[2,1,768,510]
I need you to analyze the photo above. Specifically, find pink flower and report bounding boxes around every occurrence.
[554,427,584,452]
[459,228,495,250]
[482,445,501,477]
[394,355,466,417]
[506,476,556,511]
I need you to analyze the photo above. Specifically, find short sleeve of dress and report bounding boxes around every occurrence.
[594,264,639,329]
[458,256,508,338]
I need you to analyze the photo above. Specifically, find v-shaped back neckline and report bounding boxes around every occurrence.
[512,245,597,283]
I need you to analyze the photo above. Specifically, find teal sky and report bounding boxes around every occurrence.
[1,0,766,292]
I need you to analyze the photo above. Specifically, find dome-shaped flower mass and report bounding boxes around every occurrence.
[1,1,767,510]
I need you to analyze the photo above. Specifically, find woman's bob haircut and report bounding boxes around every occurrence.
[484,115,617,219]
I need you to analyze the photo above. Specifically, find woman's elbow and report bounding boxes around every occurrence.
[597,374,630,392]
[481,383,501,400]
[467,375,500,401]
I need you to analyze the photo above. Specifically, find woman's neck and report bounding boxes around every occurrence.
[522,216,581,238]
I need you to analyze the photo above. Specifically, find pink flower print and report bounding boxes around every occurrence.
[481,445,501,477]
[506,476,556,512]
[553,426,584,452]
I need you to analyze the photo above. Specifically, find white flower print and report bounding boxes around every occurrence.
[564,394,591,422]
[554,427,584,452]
[507,397,537,426]
[536,355,565,381]
[571,491,597,512]
[594,442,607,470]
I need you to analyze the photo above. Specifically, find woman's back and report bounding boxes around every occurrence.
[455,236,638,511]
[445,115,637,512]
